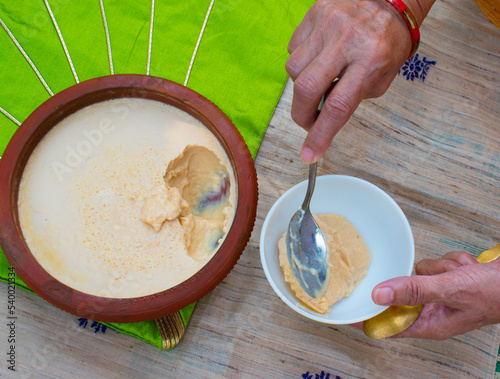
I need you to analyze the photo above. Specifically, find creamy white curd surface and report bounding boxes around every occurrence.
[18,98,236,298]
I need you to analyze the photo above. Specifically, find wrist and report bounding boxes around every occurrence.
[382,0,421,57]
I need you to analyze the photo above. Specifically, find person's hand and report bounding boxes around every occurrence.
[286,0,419,163]
[370,251,500,339]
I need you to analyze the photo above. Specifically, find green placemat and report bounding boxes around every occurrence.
[0,0,314,349]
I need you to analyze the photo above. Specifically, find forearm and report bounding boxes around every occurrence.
[404,0,436,25]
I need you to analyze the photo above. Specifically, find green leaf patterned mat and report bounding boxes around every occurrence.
[0,0,314,349]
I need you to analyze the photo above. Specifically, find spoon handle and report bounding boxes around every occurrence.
[363,244,500,339]
[301,163,317,210]
[476,244,500,263]
[300,92,326,211]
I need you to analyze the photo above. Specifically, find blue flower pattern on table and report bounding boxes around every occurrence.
[78,318,108,334]
[302,371,342,379]
[399,53,436,82]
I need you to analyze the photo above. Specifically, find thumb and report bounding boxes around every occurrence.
[372,275,447,307]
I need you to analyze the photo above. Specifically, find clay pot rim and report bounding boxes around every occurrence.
[0,74,258,323]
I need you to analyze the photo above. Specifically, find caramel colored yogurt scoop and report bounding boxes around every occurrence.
[279,214,371,313]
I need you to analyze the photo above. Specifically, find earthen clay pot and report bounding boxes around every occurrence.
[0,75,258,322]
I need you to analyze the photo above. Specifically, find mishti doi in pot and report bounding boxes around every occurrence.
[17,98,236,298]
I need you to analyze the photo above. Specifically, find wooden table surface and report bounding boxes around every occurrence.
[1,0,499,377]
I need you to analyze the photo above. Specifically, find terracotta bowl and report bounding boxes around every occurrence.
[0,75,258,323]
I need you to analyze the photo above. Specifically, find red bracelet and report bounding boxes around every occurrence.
[384,0,420,58]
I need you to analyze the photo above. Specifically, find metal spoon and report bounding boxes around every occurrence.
[285,90,334,299]
[286,162,329,298]
[363,243,500,339]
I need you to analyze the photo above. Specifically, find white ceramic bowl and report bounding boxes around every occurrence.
[260,175,414,324]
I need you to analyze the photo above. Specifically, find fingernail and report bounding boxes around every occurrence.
[373,287,394,305]
[301,147,314,163]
